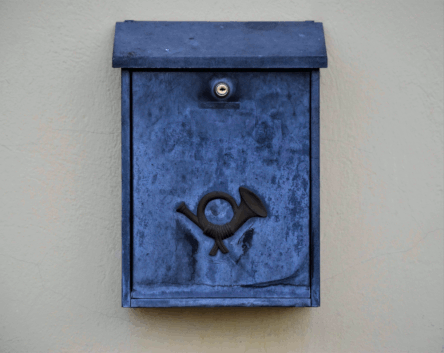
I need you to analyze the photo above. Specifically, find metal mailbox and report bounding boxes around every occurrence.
[112,21,327,307]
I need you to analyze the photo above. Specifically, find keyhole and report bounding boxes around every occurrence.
[214,82,230,97]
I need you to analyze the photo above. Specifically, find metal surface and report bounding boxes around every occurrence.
[131,71,311,302]
[112,21,327,69]
[114,21,327,307]
[121,70,131,307]
[177,187,267,255]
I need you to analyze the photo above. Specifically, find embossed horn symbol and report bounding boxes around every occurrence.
[176,187,267,256]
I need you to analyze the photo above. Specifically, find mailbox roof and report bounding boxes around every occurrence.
[112,21,327,69]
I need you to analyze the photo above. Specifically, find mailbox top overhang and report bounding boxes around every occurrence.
[112,21,327,69]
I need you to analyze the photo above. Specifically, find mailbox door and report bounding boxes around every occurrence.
[130,71,312,305]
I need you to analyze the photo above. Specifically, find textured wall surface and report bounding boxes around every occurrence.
[0,0,443,352]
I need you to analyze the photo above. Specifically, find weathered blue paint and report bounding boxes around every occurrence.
[113,21,327,307]
[112,21,327,69]
[121,70,131,307]
[131,298,312,308]
[132,71,311,301]
[310,70,321,307]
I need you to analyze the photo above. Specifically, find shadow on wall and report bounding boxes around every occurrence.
[126,307,312,343]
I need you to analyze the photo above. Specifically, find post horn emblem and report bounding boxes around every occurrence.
[176,187,267,256]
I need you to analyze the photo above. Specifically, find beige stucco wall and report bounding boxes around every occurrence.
[1,0,443,352]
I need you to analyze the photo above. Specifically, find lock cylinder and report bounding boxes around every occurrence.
[214,82,230,97]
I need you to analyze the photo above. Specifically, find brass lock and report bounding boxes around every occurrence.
[214,82,230,97]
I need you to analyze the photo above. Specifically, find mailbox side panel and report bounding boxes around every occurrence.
[310,69,320,307]
[121,70,131,307]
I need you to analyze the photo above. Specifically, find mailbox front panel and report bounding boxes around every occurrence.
[130,71,313,305]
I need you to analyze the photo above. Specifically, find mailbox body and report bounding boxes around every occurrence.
[113,21,327,307]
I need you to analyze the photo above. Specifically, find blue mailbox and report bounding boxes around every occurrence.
[112,21,327,307]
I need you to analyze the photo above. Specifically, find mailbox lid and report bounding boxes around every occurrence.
[130,71,312,303]
[112,21,327,69]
